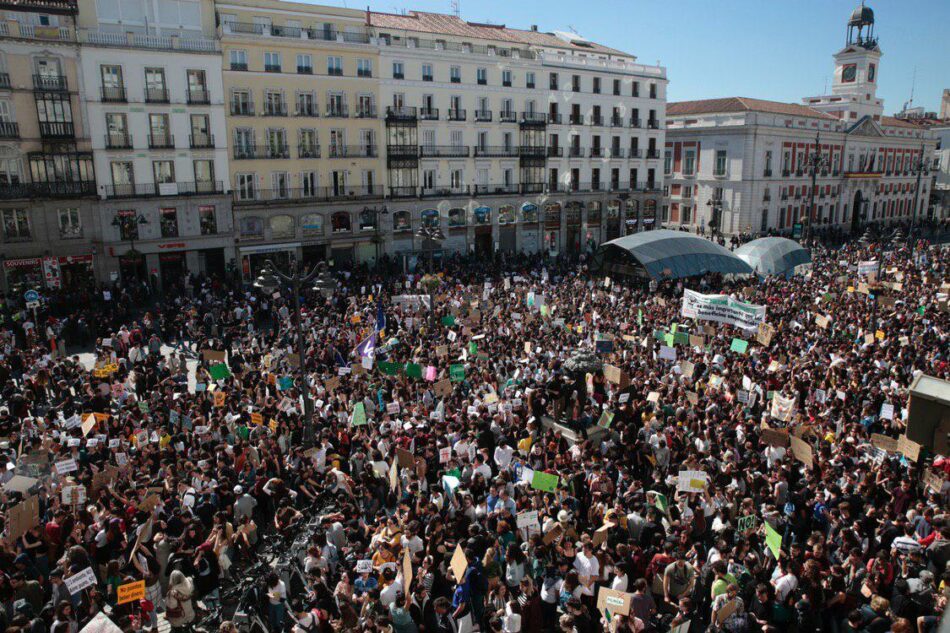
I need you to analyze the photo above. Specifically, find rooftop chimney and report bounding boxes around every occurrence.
[530,24,538,31]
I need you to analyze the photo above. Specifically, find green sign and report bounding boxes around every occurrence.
[597,410,614,429]
[441,315,456,326]
[737,515,756,532]
[531,470,559,493]
[765,522,782,559]
[278,376,294,391]
[378,361,401,376]
[351,402,368,426]
[449,364,465,382]
[730,338,749,354]
[468,341,477,355]
[209,363,231,380]
[138,401,149,413]
[405,363,423,379]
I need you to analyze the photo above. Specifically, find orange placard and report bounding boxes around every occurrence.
[117,580,145,605]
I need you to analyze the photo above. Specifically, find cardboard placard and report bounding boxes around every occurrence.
[397,448,415,469]
[434,379,453,398]
[676,470,707,493]
[201,349,226,363]
[7,495,40,540]
[789,435,813,468]
[870,433,898,453]
[897,436,921,462]
[116,580,146,605]
[761,427,790,448]
[680,360,695,378]
[402,548,413,592]
[325,376,341,392]
[4,475,39,494]
[603,364,624,385]
[542,523,563,545]
[596,587,632,616]
[449,544,468,583]
[715,598,739,625]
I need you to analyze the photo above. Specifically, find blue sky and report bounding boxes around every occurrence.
[317,0,949,114]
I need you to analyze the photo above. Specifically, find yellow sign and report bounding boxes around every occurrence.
[116,580,145,605]
[875,330,885,340]
[268,418,278,432]
[250,412,263,426]
[214,391,226,407]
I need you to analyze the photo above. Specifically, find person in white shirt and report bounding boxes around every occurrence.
[771,558,798,603]
[573,543,600,597]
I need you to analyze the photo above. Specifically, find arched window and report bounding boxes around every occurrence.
[625,200,639,227]
[643,200,657,229]
[270,214,295,239]
[358,208,377,231]
[473,206,491,224]
[393,210,411,232]
[607,199,623,220]
[301,213,324,237]
[421,209,440,228]
[331,211,351,233]
[498,205,515,224]
[239,216,264,239]
[544,202,561,227]
[448,208,466,227]
[566,201,583,225]
[587,200,602,225]
[521,203,538,223]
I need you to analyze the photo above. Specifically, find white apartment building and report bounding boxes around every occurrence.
[665,3,936,237]
[77,0,233,286]
[373,11,667,257]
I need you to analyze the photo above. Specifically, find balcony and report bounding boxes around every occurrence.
[499,111,517,123]
[547,113,562,124]
[297,144,320,158]
[629,149,643,158]
[610,116,625,127]
[609,148,626,159]
[421,185,469,198]
[477,78,487,86]
[104,181,224,198]
[262,103,288,116]
[327,68,343,77]
[295,106,318,117]
[0,181,96,199]
[521,182,545,194]
[646,150,660,159]
[713,169,727,179]
[354,107,377,119]
[630,118,642,128]
[447,109,466,121]
[568,146,585,158]
[148,133,175,149]
[421,74,433,82]
[590,115,604,126]
[590,147,605,158]
[569,114,585,125]
[233,144,289,159]
[472,183,519,196]
[33,74,67,91]
[187,89,211,105]
[795,170,804,177]
[233,185,383,205]
[389,186,417,198]
[264,65,282,73]
[328,145,377,158]
[474,146,519,158]
[393,73,405,80]
[39,121,74,138]
[647,119,660,129]
[190,134,215,149]
[387,145,419,159]
[297,66,313,75]
[325,104,348,118]
[145,88,169,103]
[0,121,20,139]
[519,146,547,159]
[420,145,470,158]
[547,146,563,157]
[78,28,218,52]
[105,133,132,149]
[230,62,248,71]
[474,110,492,122]
[520,112,547,126]
[419,108,439,121]
[101,86,127,102]
[230,103,254,116]
[0,73,9,89]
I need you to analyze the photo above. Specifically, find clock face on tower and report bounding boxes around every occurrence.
[842,64,857,83]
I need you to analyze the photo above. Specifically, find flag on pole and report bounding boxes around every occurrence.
[355,331,378,358]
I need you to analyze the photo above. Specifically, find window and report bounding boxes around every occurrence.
[331,211,351,233]
[632,81,640,97]
[764,151,773,176]
[2,209,30,240]
[296,92,316,117]
[186,70,207,100]
[240,216,263,238]
[392,61,404,79]
[664,150,672,175]
[231,89,253,115]
[100,65,124,100]
[682,205,691,224]
[296,54,312,74]
[152,160,174,185]
[421,209,440,228]
[302,172,319,197]
[327,56,342,76]
[235,173,255,200]
[422,64,433,81]
[302,213,324,236]
[760,209,769,232]
[229,49,248,70]
[450,66,461,83]
[111,161,134,190]
[714,150,727,176]
[144,67,167,101]
[477,67,487,85]
[264,90,285,116]
[572,75,580,92]
[613,79,621,96]
[549,72,558,90]
[448,208,466,227]
[270,213,294,237]
[593,77,601,94]
[115,210,138,240]
[264,51,281,72]
[357,58,372,77]
[199,205,217,235]
[683,150,695,175]
[194,160,214,189]
[160,207,178,237]
[868,63,876,82]
[526,72,535,89]
[502,70,512,87]
[58,208,81,239]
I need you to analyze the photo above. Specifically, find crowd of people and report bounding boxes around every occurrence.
[0,232,948,633]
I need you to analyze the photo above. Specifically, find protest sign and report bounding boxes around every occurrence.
[756,322,775,346]
[116,580,146,605]
[760,427,790,448]
[517,510,539,530]
[201,349,226,363]
[676,470,708,493]
[54,458,78,475]
[351,403,368,426]
[730,338,749,354]
[7,495,40,540]
[65,567,97,595]
[765,523,783,559]
[870,433,898,453]
[450,545,468,582]
[681,289,766,330]
[531,470,559,493]
[770,394,796,422]
[737,515,756,532]
[596,587,632,616]
[209,363,231,380]
[789,435,813,468]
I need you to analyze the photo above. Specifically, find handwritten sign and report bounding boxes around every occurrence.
[116,580,146,605]
[676,470,707,493]
[65,567,97,595]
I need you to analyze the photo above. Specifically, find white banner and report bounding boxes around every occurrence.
[65,567,97,595]
[770,394,797,422]
[681,289,766,331]
[857,260,879,277]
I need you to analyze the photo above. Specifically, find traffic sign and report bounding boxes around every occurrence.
[23,290,39,303]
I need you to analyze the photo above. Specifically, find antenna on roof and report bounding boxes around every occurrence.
[567,24,578,35]
[908,66,917,110]
[823,76,828,94]
[450,0,460,18]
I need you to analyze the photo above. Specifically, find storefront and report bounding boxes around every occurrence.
[3,257,44,293]
[606,200,623,240]
[159,252,186,289]
[4,255,95,292]
[239,242,300,281]
[521,204,540,253]
[473,206,492,255]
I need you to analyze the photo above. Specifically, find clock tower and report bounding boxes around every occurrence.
[803,2,884,121]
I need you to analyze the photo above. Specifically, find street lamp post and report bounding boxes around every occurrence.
[909,141,929,237]
[364,205,389,265]
[706,195,723,239]
[415,224,446,324]
[112,211,148,281]
[804,131,829,243]
[254,259,336,445]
